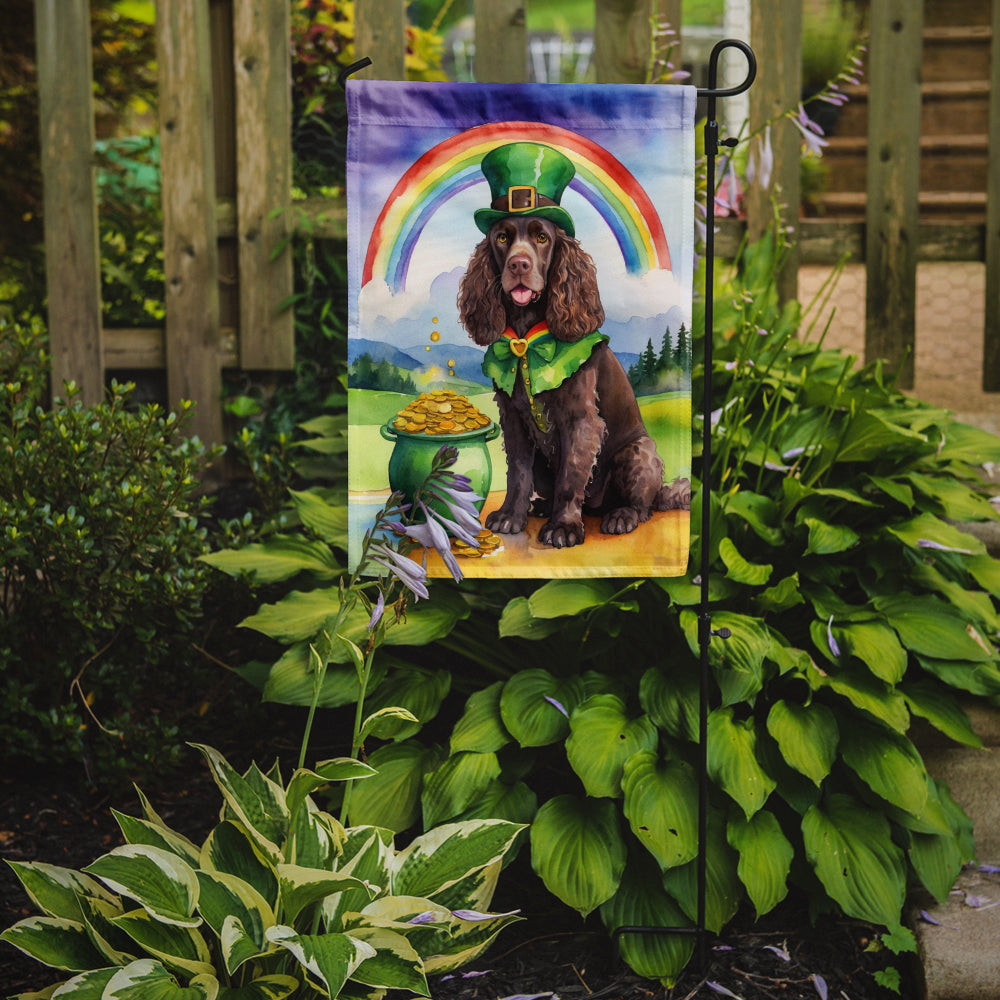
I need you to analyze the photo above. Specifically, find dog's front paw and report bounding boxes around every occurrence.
[486,508,527,535]
[601,506,643,535]
[539,518,585,548]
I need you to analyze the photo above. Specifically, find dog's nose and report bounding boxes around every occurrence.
[507,254,532,277]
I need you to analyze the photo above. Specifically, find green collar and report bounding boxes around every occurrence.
[482,323,608,397]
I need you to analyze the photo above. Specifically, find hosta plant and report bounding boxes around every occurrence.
[1,744,523,999]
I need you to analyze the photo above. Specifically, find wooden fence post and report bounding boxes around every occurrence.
[34,0,104,405]
[157,0,223,445]
[746,0,801,305]
[984,0,1000,391]
[864,0,923,389]
[233,0,294,369]
[354,0,407,80]
[594,0,667,84]
[473,0,526,82]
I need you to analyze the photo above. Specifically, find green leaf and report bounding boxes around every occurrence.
[802,793,906,926]
[241,588,344,643]
[32,967,118,998]
[886,511,986,556]
[765,700,838,786]
[452,779,538,827]
[901,680,982,748]
[724,490,784,545]
[803,517,859,556]
[875,594,995,662]
[835,621,908,684]
[216,975,299,1000]
[103,959,218,999]
[276,865,374,925]
[4,862,118,922]
[707,707,776,818]
[967,553,1000,597]
[727,811,793,918]
[261,644,377,709]
[345,926,428,994]
[110,909,214,978]
[916,655,1000,697]
[909,825,966,905]
[639,664,699,743]
[195,871,274,974]
[347,740,441,832]
[838,718,929,817]
[599,853,694,987]
[265,926,374,997]
[499,670,584,747]
[0,916,107,972]
[421,751,502,828]
[498,596,564,639]
[83,846,200,928]
[810,661,910,732]
[362,667,451,740]
[681,610,770,706]
[835,410,928,463]
[288,488,349,546]
[360,706,421,742]
[199,822,278,910]
[566,695,658,798]
[285,759,376,822]
[718,537,773,586]
[527,579,618,618]
[112,812,201,868]
[450,682,511,754]
[200,536,341,584]
[621,751,699,871]
[530,795,626,917]
[755,573,805,614]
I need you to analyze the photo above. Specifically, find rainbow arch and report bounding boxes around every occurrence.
[363,121,671,294]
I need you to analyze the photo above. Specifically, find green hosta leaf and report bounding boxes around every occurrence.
[265,926,375,997]
[834,409,927,463]
[599,853,694,987]
[681,610,771,706]
[802,793,906,926]
[803,517,859,556]
[810,661,910,732]
[967,553,1000,597]
[4,862,118,922]
[901,680,983,748]
[195,871,273,974]
[103,959,218,999]
[527,579,618,617]
[906,472,998,522]
[530,795,626,917]
[200,536,341,584]
[191,746,287,863]
[838,718,929,817]
[834,621,907,684]
[242,588,342,642]
[345,926,428,994]
[911,562,1000,633]
[661,811,741,933]
[111,908,214,978]
[347,740,442,832]
[261,644,380,709]
[707,708,776,819]
[875,594,995,662]
[621,751,699,871]
[362,667,451,740]
[0,916,107,971]
[498,596,564,639]
[639,664,699,742]
[421,751,502,828]
[718,537,772,586]
[450,682,511,754]
[886,511,986,557]
[200,822,278,910]
[285,759,376,822]
[765,700,838,786]
[277,865,374,925]
[216,975,299,999]
[83,846,200,928]
[916,655,1000,697]
[453,779,538,827]
[866,474,914,509]
[393,820,524,901]
[360,706,421,742]
[499,670,584,747]
[565,695,658,798]
[756,573,805,614]
[112,812,201,868]
[727,811,793,918]
[724,490,784,545]
[935,421,1000,464]
[909,827,966,905]
[288,487,349,546]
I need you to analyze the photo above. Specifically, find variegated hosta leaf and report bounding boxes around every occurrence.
[621,751,699,871]
[190,745,288,863]
[4,861,118,922]
[391,820,524,901]
[347,740,442,832]
[838,718,929,817]
[499,670,585,747]
[285,760,375,824]
[323,829,393,931]
[276,865,376,925]
[765,700,838,786]
[529,795,626,917]
[43,966,118,997]
[599,853,694,987]
[566,695,658,799]
[707,707,776,819]
[421,751,501,829]
[195,870,274,974]
[112,810,202,868]
[83,846,200,928]
[214,974,300,1000]
[0,916,107,971]
[288,801,344,870]
[265,926,375,998]
[424,859,501,916]
[78,894,136,966]
[802,793,906,926]
[450,681,511,754]
[110,908,214,979]
[421,906,523,975]
[102,958,218,999]
[200,822,278,910]
[344,926,429,995]
[727,810,793,918]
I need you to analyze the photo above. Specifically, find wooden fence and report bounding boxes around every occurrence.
[34,0,1000,445]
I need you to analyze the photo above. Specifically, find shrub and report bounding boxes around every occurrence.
[0,317,220,784]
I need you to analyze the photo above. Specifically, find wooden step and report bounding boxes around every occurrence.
[813,190,987,222]
[922,0,992,28]
[922,25,993,83]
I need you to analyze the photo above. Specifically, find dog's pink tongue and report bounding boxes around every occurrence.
[510,286,534,306]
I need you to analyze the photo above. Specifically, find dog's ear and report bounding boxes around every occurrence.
[458,239,507,346]
[546,232,605,342]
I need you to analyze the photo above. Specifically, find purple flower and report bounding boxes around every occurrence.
[407,911,438,925]
[369,542,429,600]
[791,104,829,156]
[812,974,828,1000]
[544,695,569,718]
[395,505,465,582]
[367,591,385,631]
[763,944,790,961]
[917,538,973,555]
[421,490,484,547]
[451,908,521,921]
[706,983,742,999]
[747,125,774,191]
[827,616,841,658]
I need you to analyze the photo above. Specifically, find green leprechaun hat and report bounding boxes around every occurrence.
[474,142,577,237]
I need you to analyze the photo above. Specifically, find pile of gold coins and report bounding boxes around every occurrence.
[392,390,491,435]
[453,527,504,559]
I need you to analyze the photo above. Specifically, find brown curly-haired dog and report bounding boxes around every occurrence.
[458,215,690,549]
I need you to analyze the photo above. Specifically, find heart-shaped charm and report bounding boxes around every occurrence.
[510,338,528,357]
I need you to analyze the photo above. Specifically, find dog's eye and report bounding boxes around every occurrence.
[535,233,548,244]
[495,233,508,244]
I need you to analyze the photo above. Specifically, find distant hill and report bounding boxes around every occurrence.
[402,343,489,385]
[348,339,422,371]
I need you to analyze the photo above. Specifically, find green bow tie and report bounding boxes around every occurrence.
[482,326,608,398]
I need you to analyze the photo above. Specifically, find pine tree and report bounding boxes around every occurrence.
[641,338,657,383]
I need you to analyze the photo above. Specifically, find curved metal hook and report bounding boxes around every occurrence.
[697,39,756,98]
[337,57,373,90]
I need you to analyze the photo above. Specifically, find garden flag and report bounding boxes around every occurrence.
[347,81,695,578]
